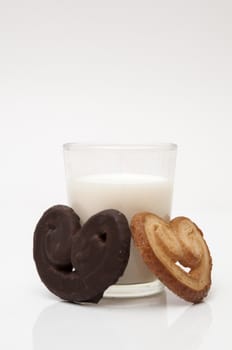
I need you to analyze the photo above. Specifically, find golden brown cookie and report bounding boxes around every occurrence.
[130,213,212,303]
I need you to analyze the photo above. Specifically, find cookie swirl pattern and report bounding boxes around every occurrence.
[131,213,212,303]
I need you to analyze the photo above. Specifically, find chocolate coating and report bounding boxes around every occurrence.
[71,210,131,298]
[43,205,80,268]
[33,206,131,303]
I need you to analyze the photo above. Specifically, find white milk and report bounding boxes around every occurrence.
[66,173,173,284]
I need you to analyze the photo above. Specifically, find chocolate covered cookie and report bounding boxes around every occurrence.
[33,206,131,303]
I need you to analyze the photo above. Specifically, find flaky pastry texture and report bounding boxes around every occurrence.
[130,213,212,303]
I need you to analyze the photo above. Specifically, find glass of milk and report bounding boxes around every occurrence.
[63,143,177,298]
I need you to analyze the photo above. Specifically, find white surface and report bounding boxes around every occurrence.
[0,0,231,349]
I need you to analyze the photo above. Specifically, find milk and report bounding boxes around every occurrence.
[66,173,173,284]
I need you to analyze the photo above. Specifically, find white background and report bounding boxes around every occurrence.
[0,1,231,349]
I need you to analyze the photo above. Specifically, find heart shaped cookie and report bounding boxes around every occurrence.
[33,205,131,303]
[130,213,212,303]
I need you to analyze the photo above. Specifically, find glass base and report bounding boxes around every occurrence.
[104,279,164,298]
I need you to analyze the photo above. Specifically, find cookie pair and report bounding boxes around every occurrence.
[34,206,212,304]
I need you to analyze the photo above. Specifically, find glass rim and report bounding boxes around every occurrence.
[63,142,177,152]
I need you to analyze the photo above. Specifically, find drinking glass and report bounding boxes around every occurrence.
[63,143,177,298]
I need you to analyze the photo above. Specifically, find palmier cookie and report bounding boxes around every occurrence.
[33,205,131,303]
[131,213,212,303]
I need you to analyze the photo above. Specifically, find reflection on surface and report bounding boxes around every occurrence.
[33,293,212,350]
[162,301,212,349]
